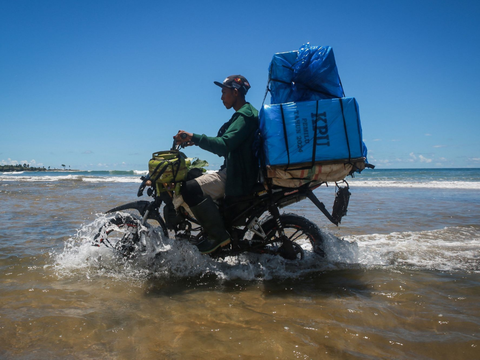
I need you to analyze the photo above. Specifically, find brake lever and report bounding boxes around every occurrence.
[171,139,178,151]
[171,133,189,150]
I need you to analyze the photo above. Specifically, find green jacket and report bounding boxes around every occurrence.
[191,103,259,197]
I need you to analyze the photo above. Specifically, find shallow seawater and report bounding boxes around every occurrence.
[1,171,479,359]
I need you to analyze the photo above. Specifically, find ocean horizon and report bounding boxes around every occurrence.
[2,167,480,190]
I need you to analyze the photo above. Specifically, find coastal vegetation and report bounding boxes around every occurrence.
[0,164,47,172]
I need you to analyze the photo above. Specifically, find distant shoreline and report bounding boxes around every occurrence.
[0,167,80,172]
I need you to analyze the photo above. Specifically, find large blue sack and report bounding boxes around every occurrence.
[260,97,365,166]
[268,51,297,104]
[268,44,344,104]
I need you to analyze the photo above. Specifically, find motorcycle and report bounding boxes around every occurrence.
[92,140,352,261]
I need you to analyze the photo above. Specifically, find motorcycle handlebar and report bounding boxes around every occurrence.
[172,132,189,150]
[137,174,151,197]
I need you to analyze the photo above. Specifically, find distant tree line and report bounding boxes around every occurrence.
[0,164,47,172]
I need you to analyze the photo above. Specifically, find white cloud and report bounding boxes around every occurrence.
[409,152,432,163]
[1,158,41,166]
[1,158,18,166]
[419,155,432,163]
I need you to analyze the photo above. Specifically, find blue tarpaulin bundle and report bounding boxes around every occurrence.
[268,51,297,105]
[260,44,368,170]
[268,43,344,104]
[260,98,365,166]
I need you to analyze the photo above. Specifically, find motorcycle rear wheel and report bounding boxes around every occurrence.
[259,213,326,260]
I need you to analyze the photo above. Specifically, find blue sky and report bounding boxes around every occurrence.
[1,0,479,170]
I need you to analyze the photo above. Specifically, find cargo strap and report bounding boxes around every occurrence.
[279,100,320,171]
[150,156,182,184]
[339,98,352,163]
[294,81,343,99]
[279,104,291,168]
[151,162,169,184]
[311,100,319,168]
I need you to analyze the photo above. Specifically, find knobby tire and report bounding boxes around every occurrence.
[260,213,326,259]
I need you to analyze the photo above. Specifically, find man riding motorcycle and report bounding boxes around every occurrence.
[173,75,259,254]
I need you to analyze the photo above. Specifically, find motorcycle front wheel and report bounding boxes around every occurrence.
[259,213,326,260]
[93,213,145,258]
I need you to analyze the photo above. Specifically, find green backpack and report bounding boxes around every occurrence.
[148,150,189,193]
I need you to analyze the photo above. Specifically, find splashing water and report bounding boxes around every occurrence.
[52,213,362,281]
[53,211,480,284]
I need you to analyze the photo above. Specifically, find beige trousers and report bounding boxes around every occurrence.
[194,168,227,201]
[173,168,227,212]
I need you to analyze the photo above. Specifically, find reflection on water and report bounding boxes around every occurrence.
[1,180,479,358]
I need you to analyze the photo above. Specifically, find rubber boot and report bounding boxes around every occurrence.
[189,196,230,254]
